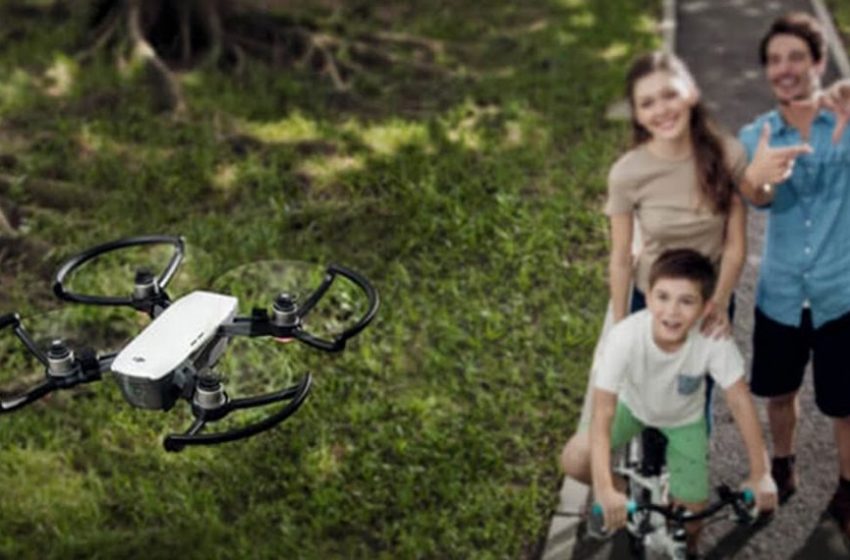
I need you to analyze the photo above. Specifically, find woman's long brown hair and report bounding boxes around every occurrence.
[625,52,735,214]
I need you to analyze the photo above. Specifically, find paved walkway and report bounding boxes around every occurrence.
[542,1,850,558]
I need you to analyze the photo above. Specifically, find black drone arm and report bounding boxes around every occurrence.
[1,380,55,413]
[163,373,312,452]
[53,235,185,316]
[295,269,335,318]
[1,313,47,366]
[220,263,379,352]
[0,313,19,331]
[0,313,109,414]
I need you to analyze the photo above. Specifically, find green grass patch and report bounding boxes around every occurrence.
[827,0,850,54]
[0,0,660,557]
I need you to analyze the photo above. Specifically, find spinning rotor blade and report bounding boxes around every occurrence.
[210,330,302,398]
[0,307,135,386]
[19,305,140,358]
[0,306,135,410]
[159,300,312,452]
[212,260,322,310]
[212,260,376,343]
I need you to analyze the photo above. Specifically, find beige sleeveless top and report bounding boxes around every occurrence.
[604,137,747,294]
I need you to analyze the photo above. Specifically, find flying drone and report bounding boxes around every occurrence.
[0,235,379,452]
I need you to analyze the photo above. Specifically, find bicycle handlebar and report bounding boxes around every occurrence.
[591,486,755,524]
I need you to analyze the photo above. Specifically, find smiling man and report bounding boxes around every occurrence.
[737,11,850,539]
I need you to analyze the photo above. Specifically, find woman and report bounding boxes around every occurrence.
[559,53,753,551]
[606,51,747,334]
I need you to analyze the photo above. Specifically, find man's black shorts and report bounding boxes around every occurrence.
[751,307,850,418]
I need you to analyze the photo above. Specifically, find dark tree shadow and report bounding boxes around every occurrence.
[702,514,773,560]
[789,510,850,560]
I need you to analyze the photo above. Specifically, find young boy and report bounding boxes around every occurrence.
[560,249,777,555]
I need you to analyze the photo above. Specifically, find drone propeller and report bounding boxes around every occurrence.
[0,311,113,413]
[213,260,380,352]
[157,260,379,451]
[53,234,185,317]
[163,372,312,452]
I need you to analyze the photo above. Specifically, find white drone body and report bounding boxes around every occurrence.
[111,291,238,409]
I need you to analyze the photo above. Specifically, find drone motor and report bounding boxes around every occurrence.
[194,376,227,410]
[133,268,160,300]
[271,293,299,327]
[46,341,76,377]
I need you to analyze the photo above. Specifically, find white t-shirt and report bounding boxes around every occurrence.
[594,309,744,428]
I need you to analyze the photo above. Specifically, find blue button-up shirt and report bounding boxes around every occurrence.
[739,109,850,329]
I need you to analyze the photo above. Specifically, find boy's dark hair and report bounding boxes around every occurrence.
[648,249,715,301]
[759,12,825,65]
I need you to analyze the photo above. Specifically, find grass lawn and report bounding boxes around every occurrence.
[827,0,850,54]
[0,1,660,558]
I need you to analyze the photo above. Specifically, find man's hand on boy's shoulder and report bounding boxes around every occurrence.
[743,472,779,514]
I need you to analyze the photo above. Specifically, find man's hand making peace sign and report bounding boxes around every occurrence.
[818,79,850,144]
[788,79,850,144]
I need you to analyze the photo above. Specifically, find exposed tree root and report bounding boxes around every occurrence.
[126,0,186,113]
[75,4,122,62]
[0,174,101,211]
[0,208,12,235]
[73,0,445,112]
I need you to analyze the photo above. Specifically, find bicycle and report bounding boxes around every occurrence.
[587,428,758,560]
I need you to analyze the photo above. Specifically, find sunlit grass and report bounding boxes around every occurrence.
[0,68,37,114]
[211,162,239,192]
[569,11,597,28]
[298,153,366,187]
[357,120,431,156]
[599,41,631,61]
[0,0,660,557]
[42,54,77,98]
[238,112,323,144]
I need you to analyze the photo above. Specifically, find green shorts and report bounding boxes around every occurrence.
[610,401,709,504]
